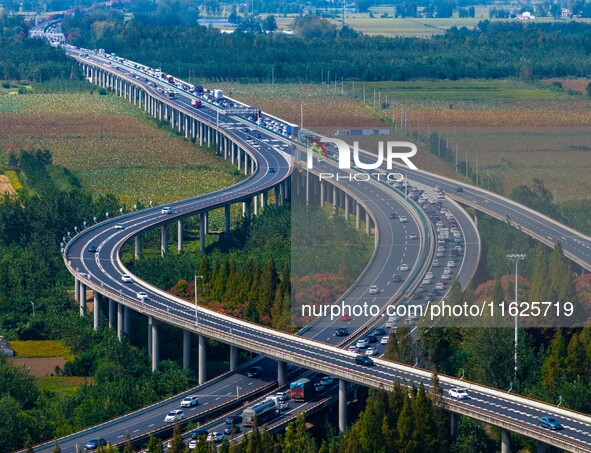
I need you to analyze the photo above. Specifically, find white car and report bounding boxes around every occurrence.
[164,409,185,422]
[368,285,379,294]
[399,216,408,223]
[448,388,470,399]
[188,440,197,450]
[399,264,409,272]
[207,432,224,443]
[114,223,125,230]
[137,291,149,300]
[320,376,335,385]
[380,336,389,345]
[121,274,133,283]
[161,206,172,214]
[426,271,434,279]
[366,346,379,356]
[422,278,433,285]
[180,396,199,407]
[447,261,456,268]
[276,391,290,401]
[435,282,445,290]
[356,338,369,349]
[409,233,418,240]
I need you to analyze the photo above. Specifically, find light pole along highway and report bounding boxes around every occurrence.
[46,47,591,453]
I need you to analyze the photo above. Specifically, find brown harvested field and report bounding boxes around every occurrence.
[0,175,16,195]
[8,356,65,377]
[0,93,241,205]
[541,78,591,94]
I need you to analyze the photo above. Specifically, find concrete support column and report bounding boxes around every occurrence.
[244,200,251,221]
[320,182,325,207]
[151,319,159,372]
[501,429,510,453]
[536,442,547,453]
[305,170,310,205]
[356,203,361,229]
[339,379,347,433]
[135,234,142,260]
[450,413,459,437]
[177,220,183,253]
[93,291,100,330]
[108,299,115,328]
[147,315,152,358]
[263,190,269,208]
[198,335,207,385]
[117,303,124,341]
[224,205,231,232]
[79,283,86,316]
[366,214,371,235]
[160,223,168,257]
[203,211,209,235]
[183,330,191,370]
[237,149,242,171]
[333,185,337,209]
[277,360,287,387]
[74,279,80,303]
[123,306,131,337]
[229,345,238,371]
[274,186,280,206]
[200,212,206,253]
[345,195,350,221]
[253,195,259,216]
[244,156,249,176]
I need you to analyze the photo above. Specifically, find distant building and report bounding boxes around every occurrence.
[0,338,14,357]
[562,8,571,17]
[516,11,536,20]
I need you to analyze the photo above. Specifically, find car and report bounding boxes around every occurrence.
[435,282,445,290]
[84,438,108,450]
[399,216,408,223]
[268,167,275,173]
[164,409,185,422]
[114,223,125,230]
[320,376,334,385]
[225,415,243,426]
[87,245,97,253]
[161,206,172,214]
[340,312,351,322]
[335,327,349,337]
[448,388,469,399]
[207,432,224,443]
[389,212,398,219]
[426,271,434,279]
[432,259,440,267]
[413,293,424,300]
[368,285,379,294]
[393,274,403,283]
[355,355,374,366]
[347,343,358,351]
[276,391,290,401]
[374,328,387,336]
[380,336,389,345]
[136,291,149,300]
[441,273,452,280]
[180,396,199,407]
[188,439,199,449]
[366,346,379,356]
[409,233,418,240]
[421,278,433,285]
[447,260,456,268]
[191,428,209,440]
[314,382,325,391]
[455,186,464,192]
[356,338,369,349]
[247,366,262,378]
[121,274,133,283]
[365,335,378,343]
[399,264,409,272]
[224,424,241,435]
[539,416,563,430]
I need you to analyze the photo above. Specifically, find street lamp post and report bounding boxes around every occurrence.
[194,273,203,326]
[507,253,526,378]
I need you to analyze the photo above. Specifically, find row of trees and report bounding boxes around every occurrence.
[61,11,591,82]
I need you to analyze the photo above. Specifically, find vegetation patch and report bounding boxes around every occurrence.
[11,340,72,358]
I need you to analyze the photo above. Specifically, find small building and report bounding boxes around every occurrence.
[516,11,535,20]
[0,338,14,357]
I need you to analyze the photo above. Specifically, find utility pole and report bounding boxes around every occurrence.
[194,273,204,326]
[507,254,526,378]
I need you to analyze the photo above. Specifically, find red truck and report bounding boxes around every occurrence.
[166,75,174,83]
[290,378,314,402]
[191,99,202,108]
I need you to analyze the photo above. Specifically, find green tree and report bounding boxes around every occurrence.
[262,15,278,32]
[168,422,186,453]
[146,434,164,453]
[542,330,567,394]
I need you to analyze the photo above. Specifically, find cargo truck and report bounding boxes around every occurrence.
[242,400,279,427]
[191,99,202,108]
[213,89,224,100]
[289,378,314,402]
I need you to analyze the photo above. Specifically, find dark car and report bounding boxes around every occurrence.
[374,328,387,336]
[84,438,107,450]
[355,355,374,366]
[539,416,562,430]
[335,327,349,337]
[191,428,209,440]
[268,167,275,173]
[87,245,97,253]
[226,415,243,425]
[247,366,262,378]
[365,335,378,344]
[393,274,403,283]
[224,424,241,435]
[455,186,464,192]
[389,212,398,219]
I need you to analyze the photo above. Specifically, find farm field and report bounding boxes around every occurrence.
[0,92,242,206]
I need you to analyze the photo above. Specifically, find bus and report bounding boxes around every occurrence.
[242,400,279,427]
